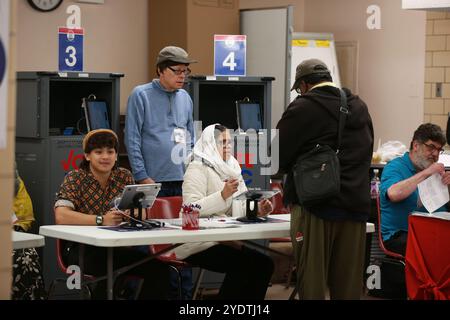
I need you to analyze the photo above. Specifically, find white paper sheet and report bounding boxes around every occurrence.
[418,173,449,213]
[438,153,450,167]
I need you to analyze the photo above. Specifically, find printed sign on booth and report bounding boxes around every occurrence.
[58,27,84,72]
[214,35,246,77]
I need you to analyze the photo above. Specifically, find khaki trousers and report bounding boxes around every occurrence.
[290,205,366,299]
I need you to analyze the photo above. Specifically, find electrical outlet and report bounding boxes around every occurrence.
[436,83,442,98]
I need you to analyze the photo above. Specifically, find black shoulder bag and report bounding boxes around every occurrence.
[292,88,348,206]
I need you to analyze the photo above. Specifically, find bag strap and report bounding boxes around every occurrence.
[336,88,349,154]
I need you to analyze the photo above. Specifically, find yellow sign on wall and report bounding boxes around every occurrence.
[315,40,330,48]
[292,40,309,47]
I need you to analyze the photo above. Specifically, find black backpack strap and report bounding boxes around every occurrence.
[337,88,348,153]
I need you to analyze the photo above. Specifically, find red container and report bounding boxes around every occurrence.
[182,209,199,230]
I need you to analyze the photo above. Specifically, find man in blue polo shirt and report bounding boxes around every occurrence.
[380,123,450,255]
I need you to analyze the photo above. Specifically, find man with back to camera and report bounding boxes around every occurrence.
[276,58,374,299]
[380,123,450,256]
[124,46,196,299]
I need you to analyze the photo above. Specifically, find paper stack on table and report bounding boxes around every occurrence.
[412,211,450,221]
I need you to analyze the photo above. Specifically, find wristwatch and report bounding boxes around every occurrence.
[95,214,103,226]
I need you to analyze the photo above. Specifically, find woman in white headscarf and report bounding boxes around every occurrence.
[174,124,274,300]
[183,123,272,217]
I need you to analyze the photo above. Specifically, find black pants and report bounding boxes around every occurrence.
[185,244,274,300]
[158,181,183,197]
[65,243,170,299]
[384,231,408,256]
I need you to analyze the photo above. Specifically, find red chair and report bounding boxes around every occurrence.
[270,181,290,214]
[146,196,193,299]
[49,209,144,300]
[48,207,99,299]
[376,196,405,261]
[373,196,407,299]
[405,215,450,299]
[147,197,183,261]
[47,239,97,299]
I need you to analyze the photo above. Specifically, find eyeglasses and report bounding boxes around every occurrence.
[422,142,444,154]
[167,66,191,76]
[217,140,232,148]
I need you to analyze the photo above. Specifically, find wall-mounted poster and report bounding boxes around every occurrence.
[0,0,9,149]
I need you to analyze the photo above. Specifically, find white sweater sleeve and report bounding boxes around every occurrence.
[182,162,230,217]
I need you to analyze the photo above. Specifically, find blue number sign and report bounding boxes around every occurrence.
[58,27,84,72]
[214,35,246,76]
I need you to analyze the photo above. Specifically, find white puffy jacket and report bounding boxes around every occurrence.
[168,161,247,260]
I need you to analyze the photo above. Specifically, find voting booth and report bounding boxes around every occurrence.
[186,75,274,191]
[15,71,122,291]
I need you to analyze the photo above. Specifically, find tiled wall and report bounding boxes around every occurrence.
[0,0,16,300]
[425,11,450,131]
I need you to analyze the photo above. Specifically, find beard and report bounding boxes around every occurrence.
[415,153,436,171]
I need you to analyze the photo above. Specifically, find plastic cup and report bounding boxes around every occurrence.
[182,209,199,230]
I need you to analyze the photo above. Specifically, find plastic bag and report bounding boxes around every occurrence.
[373,140,407,163]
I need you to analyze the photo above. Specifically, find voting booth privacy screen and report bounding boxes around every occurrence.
[236,101,262,131]
[84,100,111,131]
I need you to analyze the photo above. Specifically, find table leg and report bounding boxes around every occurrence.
[107,247,113,300]
[79,244,85,299]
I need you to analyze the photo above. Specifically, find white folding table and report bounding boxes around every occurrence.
[40,214,374,299]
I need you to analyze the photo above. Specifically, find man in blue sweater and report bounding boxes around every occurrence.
[125,46,196,194]
[124,46,196,299]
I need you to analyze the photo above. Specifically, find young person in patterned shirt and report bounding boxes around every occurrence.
[54,129,169,299]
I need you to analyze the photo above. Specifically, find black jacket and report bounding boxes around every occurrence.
[276,85,374,221]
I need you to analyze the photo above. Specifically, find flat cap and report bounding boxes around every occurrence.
[156,46,197,65]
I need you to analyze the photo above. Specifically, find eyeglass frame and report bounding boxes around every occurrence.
[167,66,191,76]
[421,142,445,154]
[216,139,233,148]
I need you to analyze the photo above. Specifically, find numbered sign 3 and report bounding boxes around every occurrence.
[214,35,246,77]
[58,27,84,72]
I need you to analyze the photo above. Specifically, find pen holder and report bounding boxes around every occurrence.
[182,209,199,230]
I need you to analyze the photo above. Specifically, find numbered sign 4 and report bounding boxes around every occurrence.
[58,27,84,72]
[214,35,246,77]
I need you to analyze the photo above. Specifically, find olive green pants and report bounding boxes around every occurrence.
[290,205,366,299]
